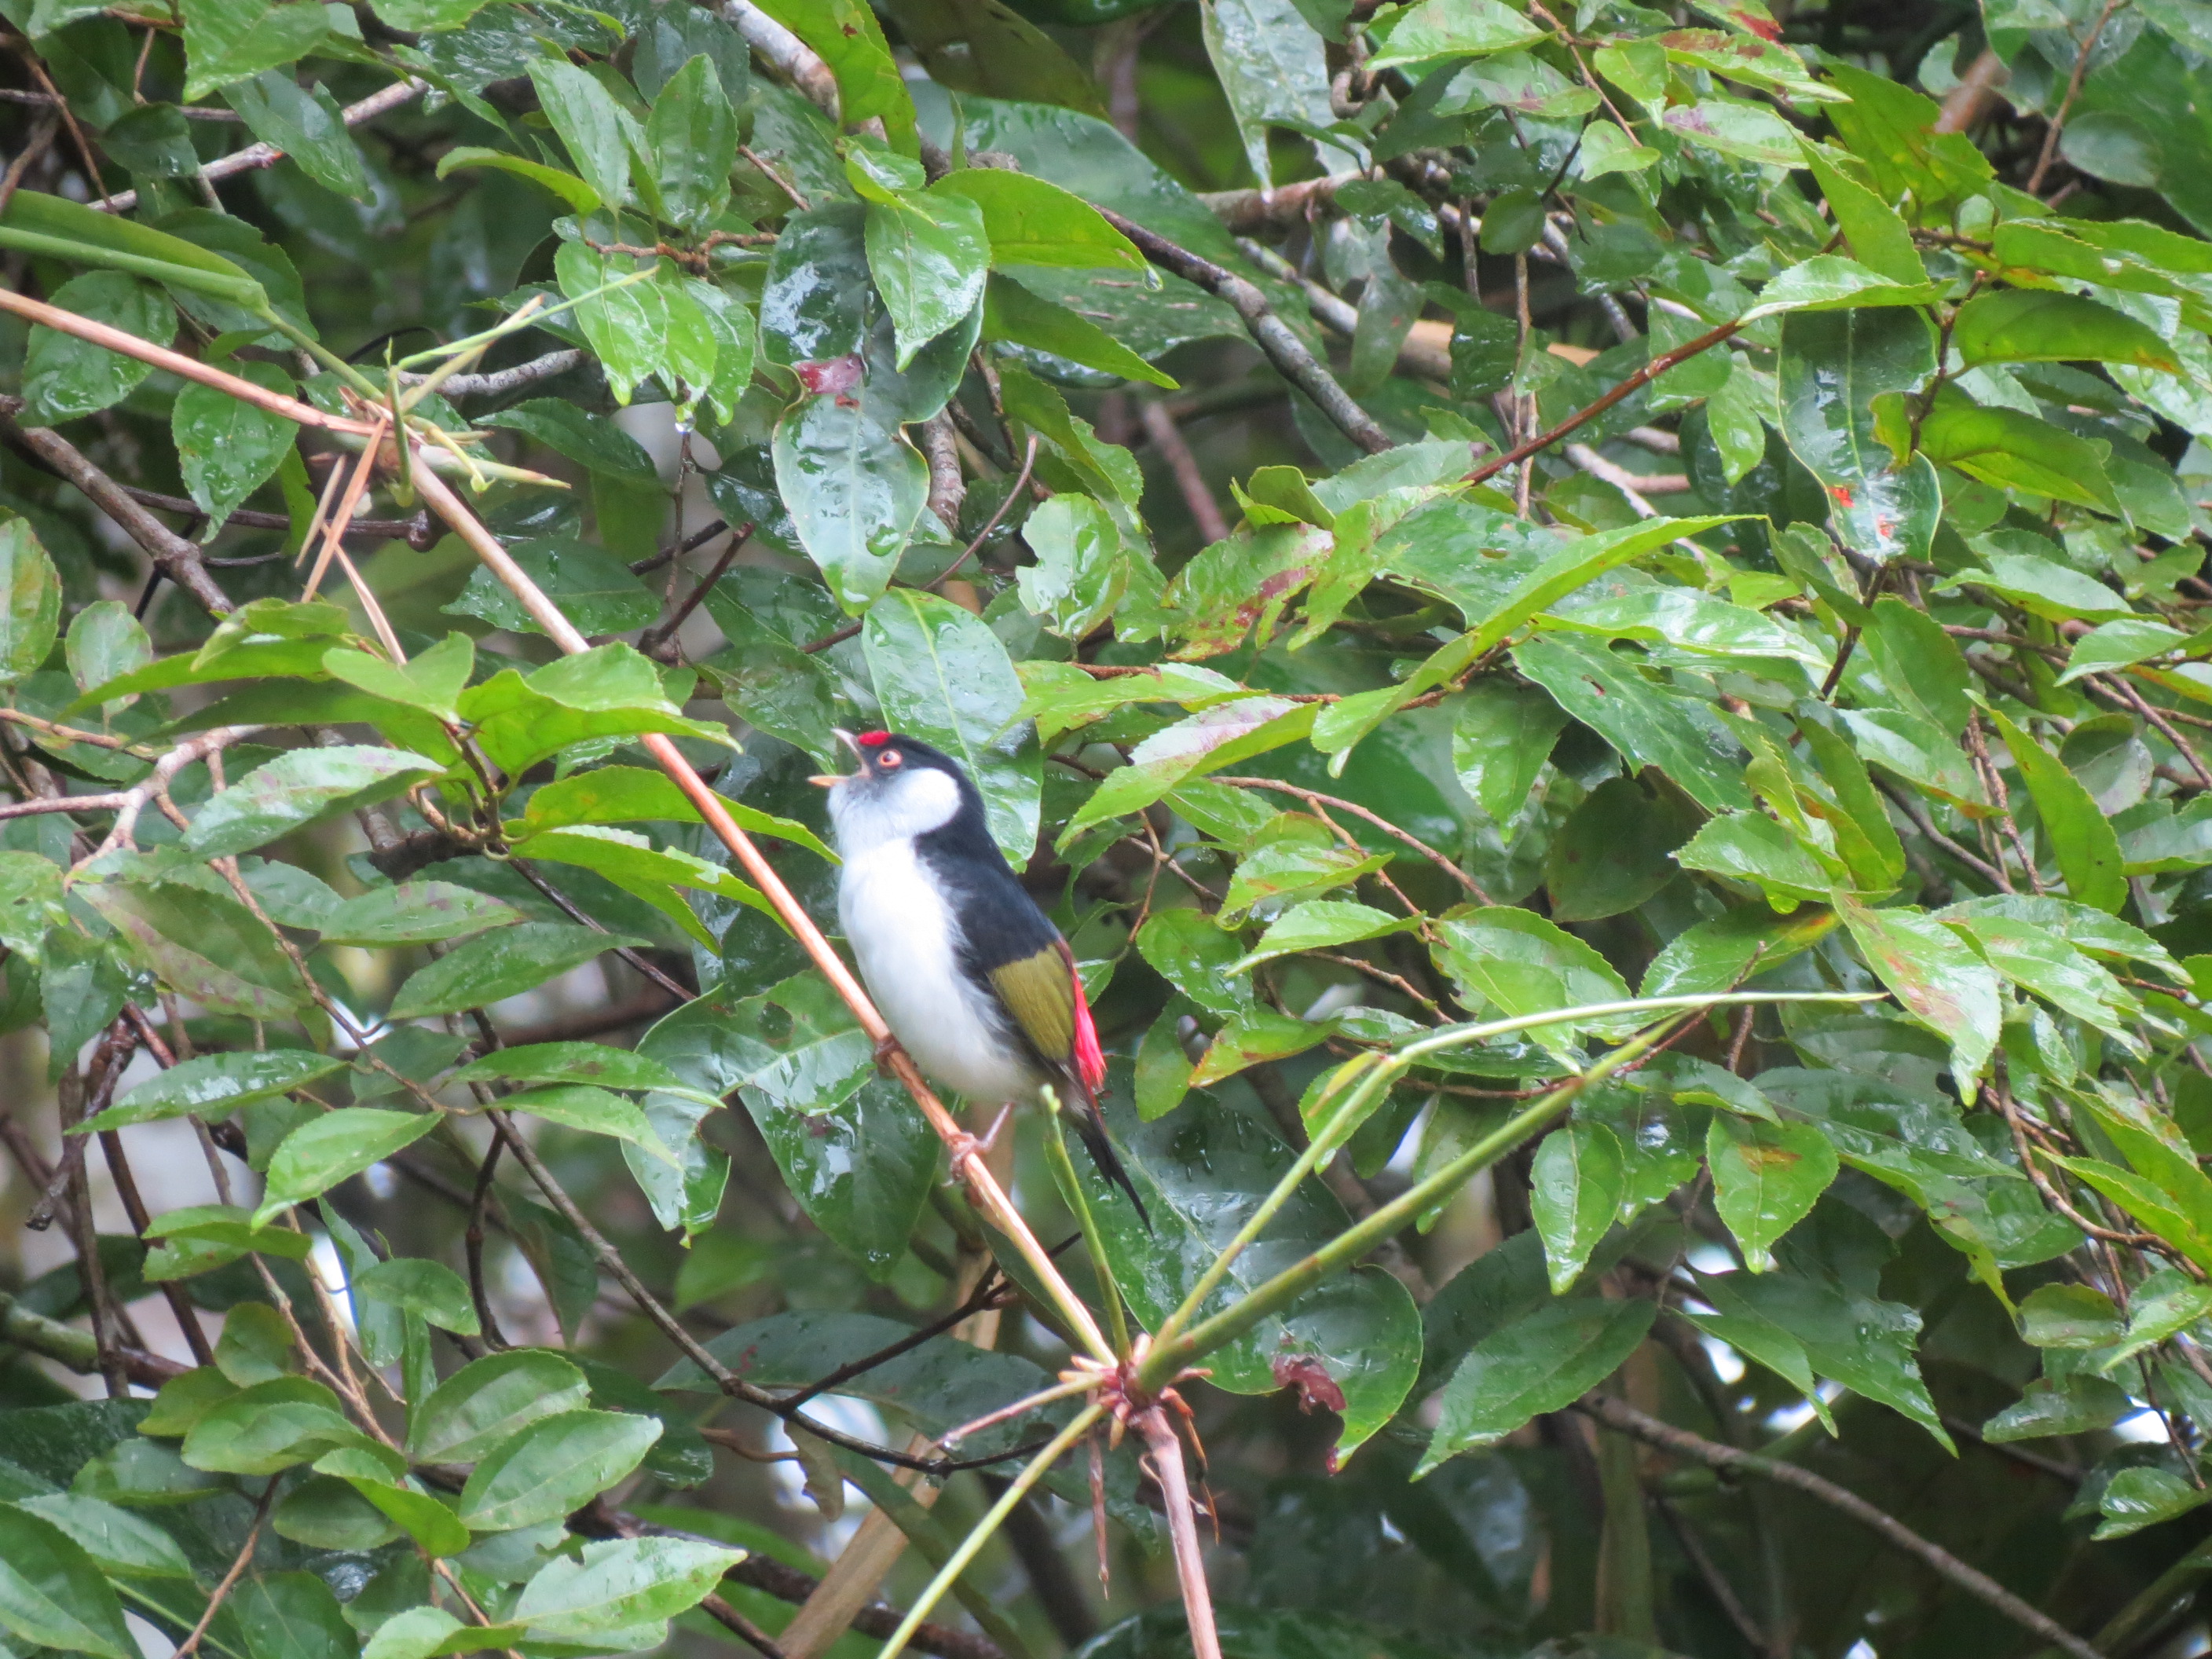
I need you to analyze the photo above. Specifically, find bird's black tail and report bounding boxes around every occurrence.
[1073,1104,1152,1232]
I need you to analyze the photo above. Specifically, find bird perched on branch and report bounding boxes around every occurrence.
[815,728,1148,1225]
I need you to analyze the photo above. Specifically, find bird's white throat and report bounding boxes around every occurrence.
[826,765,961,859]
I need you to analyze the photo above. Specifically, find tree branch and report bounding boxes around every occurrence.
[1093,207,1393,455]
[0,397,236,616]
[90,79,424,214]
[1573,1393,2104,1659]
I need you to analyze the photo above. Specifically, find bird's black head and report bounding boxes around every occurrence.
[817,729,987,855]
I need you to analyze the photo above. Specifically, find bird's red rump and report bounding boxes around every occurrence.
[1070,961,1106,1094]
[857,731,891,747]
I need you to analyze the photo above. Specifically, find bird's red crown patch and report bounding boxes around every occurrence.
[857,731,891,747]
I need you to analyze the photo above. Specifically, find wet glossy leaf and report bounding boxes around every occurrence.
[448,537,659,636]
[22,271,175,425]
[1450,681,1566,824]
[353,1257,480,1336]
[865,189,987,369]
[1777,307,1939,563]
[1529,1121,1625,1293]
[186,745,442,858]
[1546,775,1697,920]
[0,1504,135,1658]
[1077,1089,1421,1459]
[2097,1468,2212,1540]
[863,588,1041,862]
[1366,0,1544,68]
[1838,896,2001,1097]
[1513,634,1754,815]
[1707,1115,1838,1270]
[513,1536,742,1639]
[1919,393,2121,514]
[10,1493,191,1579]
[82,1048,345,1132]
[1983,1374,2131,1442]
[1419,1298,1654,1472]
[773,394,928,613]
[407,1350,592,1466]
[64,602,148,710]
[80,881,305,1020]
[182,1378,372,1474]
[387,921,646,1020]
[182,0,327,98]
[646,55,735,229]
[0,518,60,688]
[1952,288,2179,372]
[1225,900,1420,974]
[225,71,370,200]
[256,1108,438,1224]
[318,880,523,947]
[457,1408,661,1531]
[2017,1283,2124,1348]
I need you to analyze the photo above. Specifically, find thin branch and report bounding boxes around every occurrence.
[640,522,751,660]
[719,0,840,115]
[0,1287,185,1386]
[174,1478,277,1658]
[921,412,966,535]
[1139,401,1230,545]
[91,79,424,214]
[1577,1394,2103,1659]
[1467,320,1741,488]
[1093,207,1393,455]
[406,347,585,401]
[2026,0,2122,195]
[0,399,236,615]
[1211,776,1492,903]
[505,856,691,999]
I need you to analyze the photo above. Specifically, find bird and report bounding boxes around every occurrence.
[813,727,1149,1226]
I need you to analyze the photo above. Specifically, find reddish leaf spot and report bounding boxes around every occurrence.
[1735,9,1782,38]
[1828,484,1855,508]
[1272,1353,1346,1417]
[1738,1144,1802,1174]
[795,354,864,397]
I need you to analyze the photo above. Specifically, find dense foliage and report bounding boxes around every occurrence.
[9,0,2212,1656]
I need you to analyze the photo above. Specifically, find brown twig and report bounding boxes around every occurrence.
[0,398,236,615]
[1093,207,1392,456]
[1137,1408,1221,1659]
[1210,776,1492,903]
[1138,401,1230,545]
[1575,1393,2104,1659]
[2026,0,2122,195]
[0,111,59,220]
[640,522,751,660]
[174,1478,278,1657]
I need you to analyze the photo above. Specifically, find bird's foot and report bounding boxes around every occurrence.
[872,1034,903,1078]
[946,1104,1013,1170]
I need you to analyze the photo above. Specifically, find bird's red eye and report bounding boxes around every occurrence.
[878,749,903,769]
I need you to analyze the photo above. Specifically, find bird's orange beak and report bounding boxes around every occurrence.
[810,727,862,787]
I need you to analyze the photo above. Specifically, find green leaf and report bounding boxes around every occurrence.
[352,1257,481,1336]
[1546,775,1699,921]
[1016,493,1137,642]
[434,145,599,212]
[2097,1467,2212,1540]
[387,922,646,1020]
[1776,307,1939,563]
[1837,896,2001,1098]
[513,1536,742,1641]
[231,1569,357,1659]
[64,602,149,711]
[0,1504,135,1658]
[1431,907,1634,1064]
[21,271,174,425]
[864,189,988,369]
[225,71,371,201]
[457,1409,661,1531]
[1365,0,1545,68]
[1984,1375,2130,1441]
[0,519,60,690]
[142,1203,315,1259]
[1512,634,1755,815]
[1223,900,1421,974]
[447,536,660,637]
[1951,287,2180,372]
[478,402,660,491]
[406,1349,591,1466]
[646,56,735,229]
[81,1048,344,1133]
[1919,392,2122,513]
[182,0,328,100]
[1529,1121,1625,1294]
[181,1378,371,1474]
[1079,1090,1421,1459]
[520,765,831,862]
[1419,1298,1654,1473]
[456,645,726,781]
[1987,707,2128,912]
[772,393,928,613]
[527,58,635,211]
[317,880,522,947]
[751,0,915,155]
[171,362,302,537]
[185,745,442,858]
[80,881,306,1019]
[450,1042,695,1096]
[933,168,1144,272]
[495,1084,672,1163]
[1662,97,1804,166]
[2059,617,2189,683]
[1707,1116,1839,1269]
[1451,680,1566,824]
[1675,811,1837,910]
[10,1494,190,1579]
[214,1302,295,1386]
[2017,1283,2125,1347]
[980,272,1174,390]
[256,1108,438,1224]
[862,588,1041,863]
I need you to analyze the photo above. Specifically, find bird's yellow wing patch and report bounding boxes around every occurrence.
[989,945,1075,1064]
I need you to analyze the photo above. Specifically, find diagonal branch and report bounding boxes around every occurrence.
[1092,207,1393,456]
[0,397,236,616]
[1576,1393,2103,1659]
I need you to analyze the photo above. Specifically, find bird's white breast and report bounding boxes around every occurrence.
[837,837,1039,1106]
